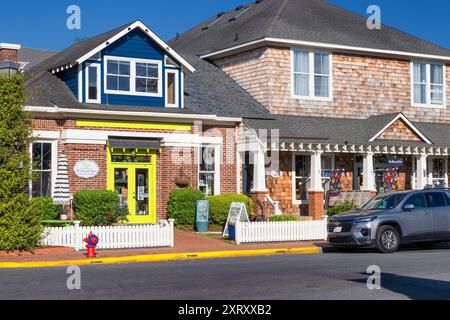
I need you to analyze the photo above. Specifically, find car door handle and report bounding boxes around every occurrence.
[424,211,432,215]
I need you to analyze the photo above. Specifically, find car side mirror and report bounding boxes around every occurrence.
[403,204,415,211]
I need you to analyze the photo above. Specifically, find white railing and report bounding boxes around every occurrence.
[265,195,282,216]
[41,220,175,251]
[234,218,328,245]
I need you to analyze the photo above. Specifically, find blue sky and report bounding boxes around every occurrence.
[1,0,449,51]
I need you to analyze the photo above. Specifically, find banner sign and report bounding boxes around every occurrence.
[223,202,250,238]
[74,160,99,179]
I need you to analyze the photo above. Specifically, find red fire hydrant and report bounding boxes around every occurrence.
[83,232,99,258]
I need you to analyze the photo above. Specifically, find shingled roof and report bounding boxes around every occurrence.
[171,0,450,58]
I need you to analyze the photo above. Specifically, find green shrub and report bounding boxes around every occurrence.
[270,215,299,222]
[167,188,205,227]
[31,197,61,221]
[74,190,126,226]
[207,194,254,226]
[327,200,357,217]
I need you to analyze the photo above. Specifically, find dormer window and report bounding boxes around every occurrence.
[104,56,162,97]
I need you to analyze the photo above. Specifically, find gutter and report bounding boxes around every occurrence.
[24,105,242,124]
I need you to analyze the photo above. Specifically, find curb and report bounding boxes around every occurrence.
[0,246,322,269]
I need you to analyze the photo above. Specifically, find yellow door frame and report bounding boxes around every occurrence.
[107,147,157,225]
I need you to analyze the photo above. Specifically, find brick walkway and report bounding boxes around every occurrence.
[0,230,324,263]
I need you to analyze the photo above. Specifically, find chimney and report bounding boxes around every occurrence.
[0,43,21,63]
[0,43,21,77]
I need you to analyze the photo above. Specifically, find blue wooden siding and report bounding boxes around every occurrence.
[58,28,184,109]
[59,67,78,99]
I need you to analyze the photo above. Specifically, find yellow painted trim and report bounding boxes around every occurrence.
[76,119,192,131]
[0,247,321,269]
[107,147,157,225]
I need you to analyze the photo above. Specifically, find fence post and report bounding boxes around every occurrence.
[168,219,175,247]
[322,216,329,241]
[235,220,241,246]
[74,220,81,251]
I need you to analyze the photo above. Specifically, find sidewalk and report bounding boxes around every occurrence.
[0,230,325,268]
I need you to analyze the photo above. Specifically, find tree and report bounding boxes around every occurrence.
[0,75,43,251]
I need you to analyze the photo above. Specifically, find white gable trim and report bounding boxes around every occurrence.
[73,21,195,73]
[369,113,432,145]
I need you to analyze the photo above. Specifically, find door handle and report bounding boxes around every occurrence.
[424,211,432,216]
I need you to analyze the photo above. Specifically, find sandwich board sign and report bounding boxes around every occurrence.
[223,202,250,238]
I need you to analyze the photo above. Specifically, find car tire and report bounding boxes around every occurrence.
[376,225,400,253]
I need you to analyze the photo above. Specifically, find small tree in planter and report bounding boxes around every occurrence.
[0,75,43,251]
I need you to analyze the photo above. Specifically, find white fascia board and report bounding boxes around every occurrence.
[32,130,60,140]
[200,37,450,62]
[369,113,433,145]
[75,21,196,73]
[62,129,222,146]
[24,105,242,123]
[0,43,21,50]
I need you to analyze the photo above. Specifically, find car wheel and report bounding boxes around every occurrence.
[376,226,400,253]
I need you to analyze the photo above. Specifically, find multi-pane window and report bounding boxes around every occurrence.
[413,62,445,106]
[31,142,52,198]
[136,62,159,94]
[105,57,162,96]
[293,50,331,98]
[106,59,131,92]
[199,147,217,196]
[294,155,311,202]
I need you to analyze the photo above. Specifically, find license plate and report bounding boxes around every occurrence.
[333,226,343,233]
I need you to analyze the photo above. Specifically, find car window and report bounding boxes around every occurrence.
[425,193,447,208]
[445,192,450,206]
[361,193,406,210]
[404,193,427,209]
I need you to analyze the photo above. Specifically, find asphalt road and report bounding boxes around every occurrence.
[2,245,450,300]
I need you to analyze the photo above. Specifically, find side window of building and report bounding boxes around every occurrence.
[425,192,447,208]
[404,193,427,210]
[412,62,445,107]
[199,146,218,196]
[31,142,53,198]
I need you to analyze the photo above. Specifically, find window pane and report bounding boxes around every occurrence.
[293,51,309,73]
[431,85,443,105]
[414,83,426,104]
[136,77,146,92]
[136,63,146,77]
[295,155,311,177]
[107,75,118,91]
[413,63,426,83]
[146,79,158,93]
[430,64,443,85]
[167,73,175,104]
[147,65,158,78]
[295,178,309,201]
[315,75,329,97]
[200,147,215,172]
[88,66,98,100]
[32,143,52,170]
[32,171,52,198]
[314,53,329,75]
[107,60,119,75]
[199,173,215,196]
[118,77,130,91]
[119,61,130,76]
[294,74,309,96]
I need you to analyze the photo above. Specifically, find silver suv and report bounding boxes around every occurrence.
[327,190,450,253]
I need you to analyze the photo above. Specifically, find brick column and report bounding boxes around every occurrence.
[308,191,325,220]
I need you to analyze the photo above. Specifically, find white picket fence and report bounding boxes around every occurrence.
[41,220,174,251]
[234,218,328,245]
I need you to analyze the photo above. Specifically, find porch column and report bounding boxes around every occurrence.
[416,155,428,190]
[427,158,434,186]
[250,147,268,210]
[411,157,417,190]
[362,152,377,195]
[445,158,449,188]
[308,151,324,220]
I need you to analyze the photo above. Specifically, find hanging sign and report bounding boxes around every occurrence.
[223,202,250,238]
[74,160,99,179]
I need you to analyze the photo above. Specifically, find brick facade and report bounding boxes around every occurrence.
[31,117,237,220]
[0,48,19,62]
[215,47,450,123]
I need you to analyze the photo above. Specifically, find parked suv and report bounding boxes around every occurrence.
[327,190,450,253]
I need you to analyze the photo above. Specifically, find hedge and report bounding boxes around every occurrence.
[167,188,205,227]
[74,190,127,226]
[327,200,357,217]
[269,215,299,222]
[31,197,61,221]
[207,194,254,225]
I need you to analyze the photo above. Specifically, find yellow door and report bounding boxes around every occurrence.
[107,151,157,225]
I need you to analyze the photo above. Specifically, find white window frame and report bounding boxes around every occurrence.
[411,61,446,108]
[85,63,101,104]
[198,145,221,196]
[165,69,179,108]
[104,55,163,97]
[291,49,333,101]
[292,153,311,205]
[29,140,58,199]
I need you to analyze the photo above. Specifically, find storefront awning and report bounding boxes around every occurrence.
[108,138,161,150]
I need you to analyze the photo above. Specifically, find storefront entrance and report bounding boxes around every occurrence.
[107,144,157,224]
